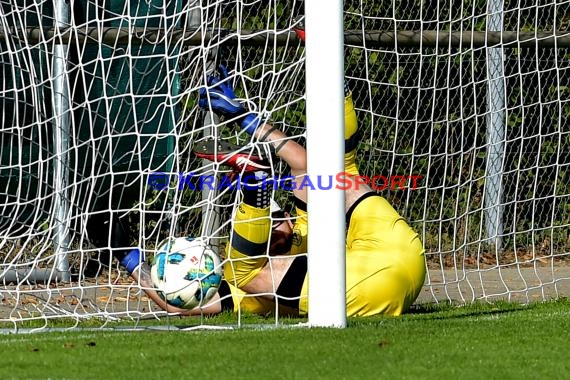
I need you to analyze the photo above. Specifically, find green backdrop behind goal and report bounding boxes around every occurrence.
[0,0,178,235]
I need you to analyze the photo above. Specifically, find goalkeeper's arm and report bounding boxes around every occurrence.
[255,123,307,203]
[120,249,223,316]
[198,65,308,202]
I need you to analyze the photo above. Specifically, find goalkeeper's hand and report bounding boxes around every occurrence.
[198,65,262,134]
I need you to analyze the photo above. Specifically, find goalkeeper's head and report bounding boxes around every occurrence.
[269,200,294,255]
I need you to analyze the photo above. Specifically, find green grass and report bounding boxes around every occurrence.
[1,299,569,380]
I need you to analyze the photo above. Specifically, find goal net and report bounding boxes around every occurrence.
[0,0,568,330]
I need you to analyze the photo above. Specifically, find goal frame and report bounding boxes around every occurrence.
[305,0,346,328]
[1,1,569,330]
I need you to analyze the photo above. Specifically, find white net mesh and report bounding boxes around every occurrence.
[0,0,307,329]
[343,1,570,304]
[0,0,569,330]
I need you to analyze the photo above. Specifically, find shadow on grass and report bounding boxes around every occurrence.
[401,297,570,321]
[345,301,542,327]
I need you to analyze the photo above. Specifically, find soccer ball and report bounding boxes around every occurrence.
[150,237,223,309]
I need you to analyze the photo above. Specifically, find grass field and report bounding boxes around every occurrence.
[1,299,569,380]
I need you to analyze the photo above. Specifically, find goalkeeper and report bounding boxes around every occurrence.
[193,65,426,317]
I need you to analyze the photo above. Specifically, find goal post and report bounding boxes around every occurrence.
[305,0,346,328]
[52,0,72,282]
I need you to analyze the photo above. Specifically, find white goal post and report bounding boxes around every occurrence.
[0,0,569,331]
[305,0,346,328]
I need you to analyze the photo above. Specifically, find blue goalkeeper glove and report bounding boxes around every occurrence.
[198,65,262,134]
[120,248,145,274]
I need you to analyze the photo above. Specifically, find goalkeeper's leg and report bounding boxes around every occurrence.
[193,138,295,297]
[223,171,275,289]
[223,169,305,310]
[225,206,271,288]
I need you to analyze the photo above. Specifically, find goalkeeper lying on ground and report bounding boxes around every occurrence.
[188,65,426,317]
[113,65,426,317]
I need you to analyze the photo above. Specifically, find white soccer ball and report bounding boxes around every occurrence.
[150,237,223,310]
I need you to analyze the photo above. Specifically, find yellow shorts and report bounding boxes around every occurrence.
[299,194,425,317]
[345,195,426,316]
